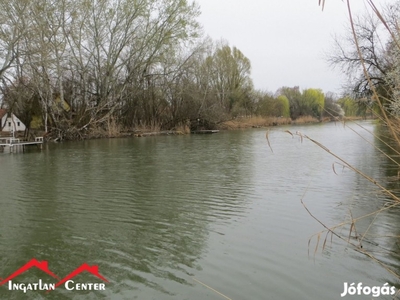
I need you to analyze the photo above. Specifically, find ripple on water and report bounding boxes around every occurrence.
[0,123,399,299]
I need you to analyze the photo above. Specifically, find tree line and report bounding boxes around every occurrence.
[0,0,362,140]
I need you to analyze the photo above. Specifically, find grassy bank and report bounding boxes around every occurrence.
[21,115,361,142]
[24,116,322,141]
[218,116,321,130]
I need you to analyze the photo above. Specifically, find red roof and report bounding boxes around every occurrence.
[0,109,6,119]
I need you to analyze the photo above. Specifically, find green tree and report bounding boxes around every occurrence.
[323,93,344,119]
[277,95,290,118]
[277,86,303,119]
[337,96,359,116]
[255,92,276,117]
[208,43,253,114]
[254,92,289,118]
[302,88,325,119]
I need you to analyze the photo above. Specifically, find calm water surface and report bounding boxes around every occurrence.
[0,121,399,299]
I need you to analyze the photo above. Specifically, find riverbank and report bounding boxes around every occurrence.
[23,115,372,142]
[218,116,317,130]
[218,115,376,130]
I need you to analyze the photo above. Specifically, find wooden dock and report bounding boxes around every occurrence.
[0,137,43,153]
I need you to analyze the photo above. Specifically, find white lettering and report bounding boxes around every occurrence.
[341,282,348,297]
[65,280,75,290]
[64,281,106,291]
[381,283,390,295]
[356,282,363,295]
[348,283,356,295]
[391,286,397,295]
[362,286,371,295]
[372,286,380,297]
[341,282,397,298]
[6,279,106,292]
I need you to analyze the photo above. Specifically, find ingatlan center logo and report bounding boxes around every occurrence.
[0,259,109,293]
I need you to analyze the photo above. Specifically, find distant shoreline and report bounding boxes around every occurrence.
[9,116,374,143]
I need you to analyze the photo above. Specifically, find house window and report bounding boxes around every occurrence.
[17,122,20,126]
[8,122,11,127]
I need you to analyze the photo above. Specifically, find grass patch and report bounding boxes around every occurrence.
[218,116,292,130]
[218,115,327,130]
[292,116,319,124]
[174,122,191,134]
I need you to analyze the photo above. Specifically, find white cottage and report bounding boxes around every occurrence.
[0,109,26,132]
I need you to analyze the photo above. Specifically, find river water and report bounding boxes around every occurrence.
[0,121,399,299]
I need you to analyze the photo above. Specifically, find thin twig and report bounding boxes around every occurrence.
[192,277,233,300]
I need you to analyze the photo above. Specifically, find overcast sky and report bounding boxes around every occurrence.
[195,0,372,95]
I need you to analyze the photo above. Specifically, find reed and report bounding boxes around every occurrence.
[192,277,233,300]
[107,117,122,138]
[174,122,191,134]
[288,128,400,279]
[292,116,319,124]
[300,0,400,281]
[219,116,292,130]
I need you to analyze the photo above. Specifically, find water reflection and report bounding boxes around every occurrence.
[0,122,400,299]
[312,122,400,289]
[0,134,254,299]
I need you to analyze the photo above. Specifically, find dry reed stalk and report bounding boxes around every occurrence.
[219,116,292,130]
[314,0,400,282]
[107,117,121,137]
[293,116,319,124]
[346,0,400,148]
[318,0,326,11]
[174,122,190,134]
[344,122,400,167]
[288,128,400,279]
[265,130,273,153]
[288,130,400,201]
[323,108,400,168]
[192,277,233,300]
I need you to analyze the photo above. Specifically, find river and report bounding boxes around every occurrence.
[0,121,399,299]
